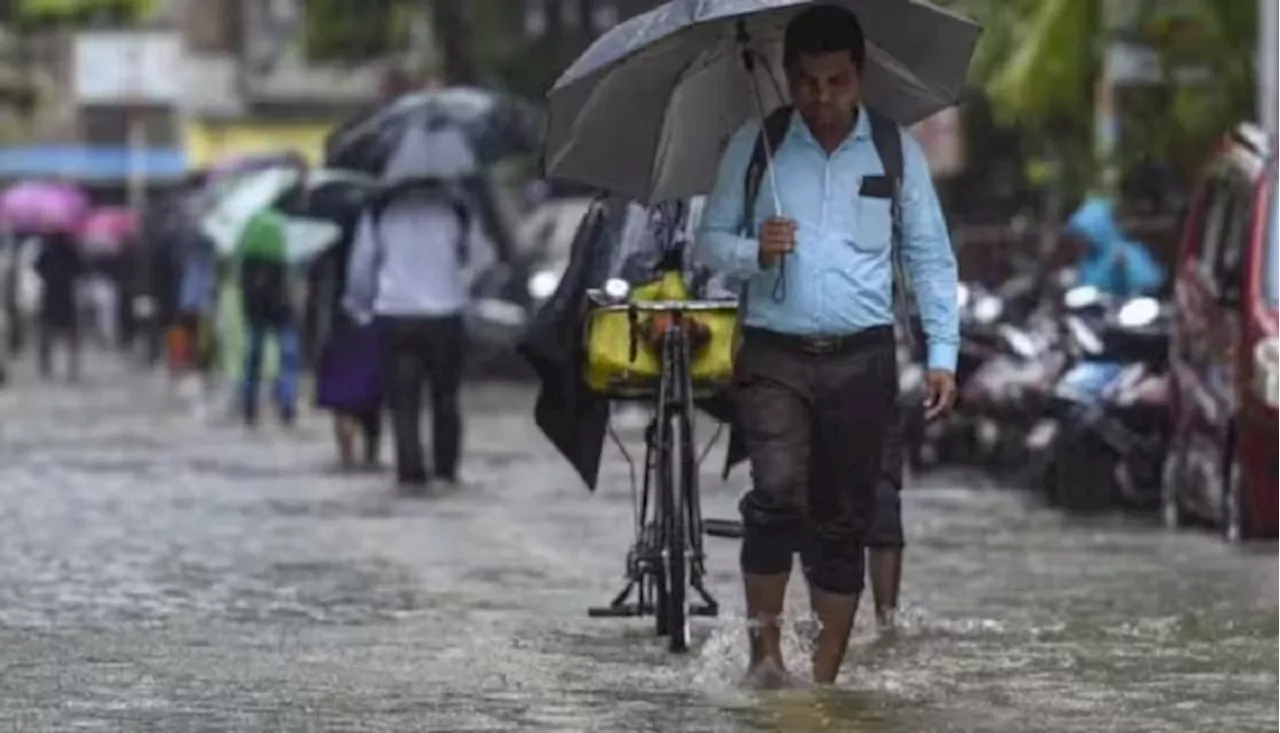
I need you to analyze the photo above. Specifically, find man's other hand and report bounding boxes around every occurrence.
[923,369,956,420]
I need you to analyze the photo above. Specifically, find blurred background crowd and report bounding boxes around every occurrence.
[0,0,1275,531]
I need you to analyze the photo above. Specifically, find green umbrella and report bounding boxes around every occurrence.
[238,208,342,265]
[201,166,301,257]
[202,168,343,265]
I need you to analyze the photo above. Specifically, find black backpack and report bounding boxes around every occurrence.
[740,105,924,354]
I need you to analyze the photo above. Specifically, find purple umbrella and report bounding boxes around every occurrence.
[0,180,90,235]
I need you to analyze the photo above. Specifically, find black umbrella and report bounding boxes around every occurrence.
[325,87,544,175]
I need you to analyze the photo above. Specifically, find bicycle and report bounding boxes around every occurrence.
[583,279,735,653]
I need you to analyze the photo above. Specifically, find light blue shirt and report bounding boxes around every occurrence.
[696,107,960,372]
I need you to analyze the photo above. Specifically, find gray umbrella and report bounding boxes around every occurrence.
[544,0,980,204]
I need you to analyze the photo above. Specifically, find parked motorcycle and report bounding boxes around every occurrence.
[908,281,1008,468]
[1037,286,1172,512]
[910,277,1067,472]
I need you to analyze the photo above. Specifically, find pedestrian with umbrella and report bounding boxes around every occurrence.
[296,169,387,470]
[331,86,539,491]
[543,0,977,685]
[77,206,140,349]
[200,163,348,427]
[342,125,481,491]
[0,180,91,381]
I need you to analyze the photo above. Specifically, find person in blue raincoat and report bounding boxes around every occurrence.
[1062,197,1165,297]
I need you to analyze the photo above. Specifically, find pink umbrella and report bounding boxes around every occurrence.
[78,206,140,255]
[0,180,90,235]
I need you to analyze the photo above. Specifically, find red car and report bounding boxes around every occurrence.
[1164,124,1278,542]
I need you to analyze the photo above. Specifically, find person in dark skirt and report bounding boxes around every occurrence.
[306,197,383,470]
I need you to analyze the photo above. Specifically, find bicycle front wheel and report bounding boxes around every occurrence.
[663,411,689,653]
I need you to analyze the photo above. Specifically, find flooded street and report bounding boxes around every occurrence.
[0,360,1275,732]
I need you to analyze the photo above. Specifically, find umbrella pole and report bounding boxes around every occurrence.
[736,22,784,220]
[736,21,789,303]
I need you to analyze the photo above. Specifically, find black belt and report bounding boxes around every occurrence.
[744,325,894,356]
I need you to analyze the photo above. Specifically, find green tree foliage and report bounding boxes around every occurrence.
[947,0,1258,192]
[9,0,158,29]
[300,0,412,65]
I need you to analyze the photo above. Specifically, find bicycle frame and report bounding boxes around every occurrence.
[588,303,722,652]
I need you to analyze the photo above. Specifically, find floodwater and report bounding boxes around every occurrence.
[0,359,1275,732]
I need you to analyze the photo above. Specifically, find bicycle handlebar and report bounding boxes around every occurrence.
[586,290,737,314]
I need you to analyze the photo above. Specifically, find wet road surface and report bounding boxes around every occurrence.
[0,359,1276,732]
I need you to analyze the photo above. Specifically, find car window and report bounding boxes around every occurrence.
[1264,183,1278,308]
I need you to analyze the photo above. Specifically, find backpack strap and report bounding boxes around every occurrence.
[733,106,792,355]
[867,107,924,357]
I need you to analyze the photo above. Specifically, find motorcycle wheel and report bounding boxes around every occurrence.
[1051,432,1116,514]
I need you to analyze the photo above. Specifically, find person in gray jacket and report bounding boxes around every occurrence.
[345,125,479,490]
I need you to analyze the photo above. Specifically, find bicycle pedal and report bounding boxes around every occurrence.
[588,604,644,618]
[703,518,744,539]
[690,604,719,617]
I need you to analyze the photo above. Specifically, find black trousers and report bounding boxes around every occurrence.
[380,315,464,481]
[734,326,898,595]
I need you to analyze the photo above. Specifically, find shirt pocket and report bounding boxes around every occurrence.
[849,195,893,252]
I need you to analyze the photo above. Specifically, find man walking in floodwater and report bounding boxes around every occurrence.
[697,4,958,686]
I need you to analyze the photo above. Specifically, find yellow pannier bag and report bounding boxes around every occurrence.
[583,271,738,396]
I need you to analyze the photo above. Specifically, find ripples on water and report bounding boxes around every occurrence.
[0,366,1276,732]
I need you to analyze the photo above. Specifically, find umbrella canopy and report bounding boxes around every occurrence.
[200,165,303,256]
[0,180,90,235]
[544,0,980,203]
[237,208,342,266]
[294,169,379,221]
[325,87,544,175]
[200,165,360,265]
[78,206,140,255]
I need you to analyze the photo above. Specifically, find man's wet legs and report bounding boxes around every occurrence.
[868,548,903,629]
[743,572,790,686]
[809,338,897,683]
[735,340,811,685]
[241,324,268,426]
[357,408,382,466]
[272,323,302,425]
[382,315,463,488]
[384,321,428,487]
[866,406,907,631]
[37,322,53,379]
[424,316,463,482]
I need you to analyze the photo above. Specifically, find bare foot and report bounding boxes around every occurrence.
[876,609,898,636]
[743,659,792,691]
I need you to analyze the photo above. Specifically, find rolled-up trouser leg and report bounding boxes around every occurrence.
[735,340,812,577]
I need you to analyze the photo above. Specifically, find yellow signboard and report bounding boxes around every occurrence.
[182,119,336,169]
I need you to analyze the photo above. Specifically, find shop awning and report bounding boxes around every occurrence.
[0,145,188,181]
